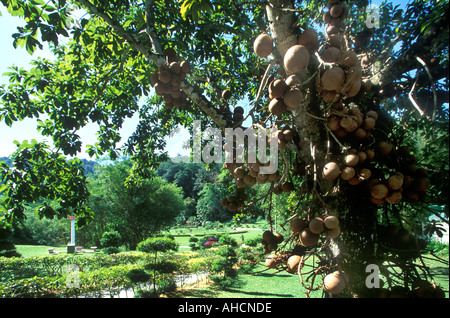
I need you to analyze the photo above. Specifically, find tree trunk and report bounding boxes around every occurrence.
[267,0,379,297]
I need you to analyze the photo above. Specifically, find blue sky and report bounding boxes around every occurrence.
[0,1,412,160]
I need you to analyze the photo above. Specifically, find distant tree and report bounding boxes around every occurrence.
[196,183,232,223]
[84,161,186,249]
[0,218,21,258]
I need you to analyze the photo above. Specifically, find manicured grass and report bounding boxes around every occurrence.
[173,263,323,298]
[15,245,67,258]
[169,221,268,251]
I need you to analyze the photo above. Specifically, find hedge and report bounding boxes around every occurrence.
[0,250,221,298]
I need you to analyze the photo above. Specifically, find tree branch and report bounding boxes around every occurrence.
[144,0,163,55]
[77,0,165,66]
[76,0,227,131]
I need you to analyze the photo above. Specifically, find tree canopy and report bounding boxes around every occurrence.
[1,0,448,297]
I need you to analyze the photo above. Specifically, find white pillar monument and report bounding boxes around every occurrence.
[67,216,76,253]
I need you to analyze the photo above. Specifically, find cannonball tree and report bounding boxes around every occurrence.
[0,0,448,297]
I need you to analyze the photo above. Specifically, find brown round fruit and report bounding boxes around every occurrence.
[254,33,274,58]
[180,60,191,73]
[158,70,172,84]
[326,25,340,36]
[387,174,404,190]
[287,255,303,273]
[309,217,325,234]
[284,87,304,111]
[321,67,345,92]
[330,4,343,17]
[169,61,181,74]
[243,174,256,186]
[285,74,302,86]
[274,233,284,244]
[323,162,341,180]
[345,79,362,97]
[265,254,280,269]
[340,116,358,133]
[284,45,310,73]
[385,191,402,204]
[339,50,358,67]
[268,98,287,116]
[376,141,393,156]
[362,78,373,91]
[324,216,339,230]
[298,28,319,51]
[358,168,372,180]
[325,226,341,239]
[262,230,275,242]
[371,183,389,199]
[412,177,430,192]
[281,181,294,192]
[324,271,346,294]
[362,117,376,131]
[321,47,341,63]
[328,116,341,131]
[344,154,359,167]
[366,110,378,120]
[233,167,245,179]
[222,89,232,100]
[269,79,289,99]
[341,166,356,180]
[300,228,319,247]
[327,34,345,49]
[322,90,340,103]
[290,218,307,233]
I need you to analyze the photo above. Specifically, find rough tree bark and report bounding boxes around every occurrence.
[266,0,379,297]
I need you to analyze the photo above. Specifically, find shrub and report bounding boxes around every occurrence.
[136,237,179,297]
[126,268,151,284]
[137,237,179,255]
[100,230,122,248]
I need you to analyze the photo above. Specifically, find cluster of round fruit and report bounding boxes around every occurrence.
[317,0,367,102]
[267,75,305,117]
[223,160,281,190]
[368,169,430,205]
[217,90,245,126]
[317,45,368,103]
[260,230,284,253]
[150,50,191,109]
[283,27,320,74]
[394,145,431,203]
[221,193,248,212]
[323,0,348,37]
[276,125,296,149]
[327,107,378,140]
[363,142,431,204]
[322,148,375,185]
[290,215,341,248]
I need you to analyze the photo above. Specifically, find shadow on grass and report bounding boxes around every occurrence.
[429,266,449,277]
[219,288,295,298]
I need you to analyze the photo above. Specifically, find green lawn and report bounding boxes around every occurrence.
[16,245,67,258]
[169,221,268,251]
[172,262,323,298]
[175,256,449,298]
